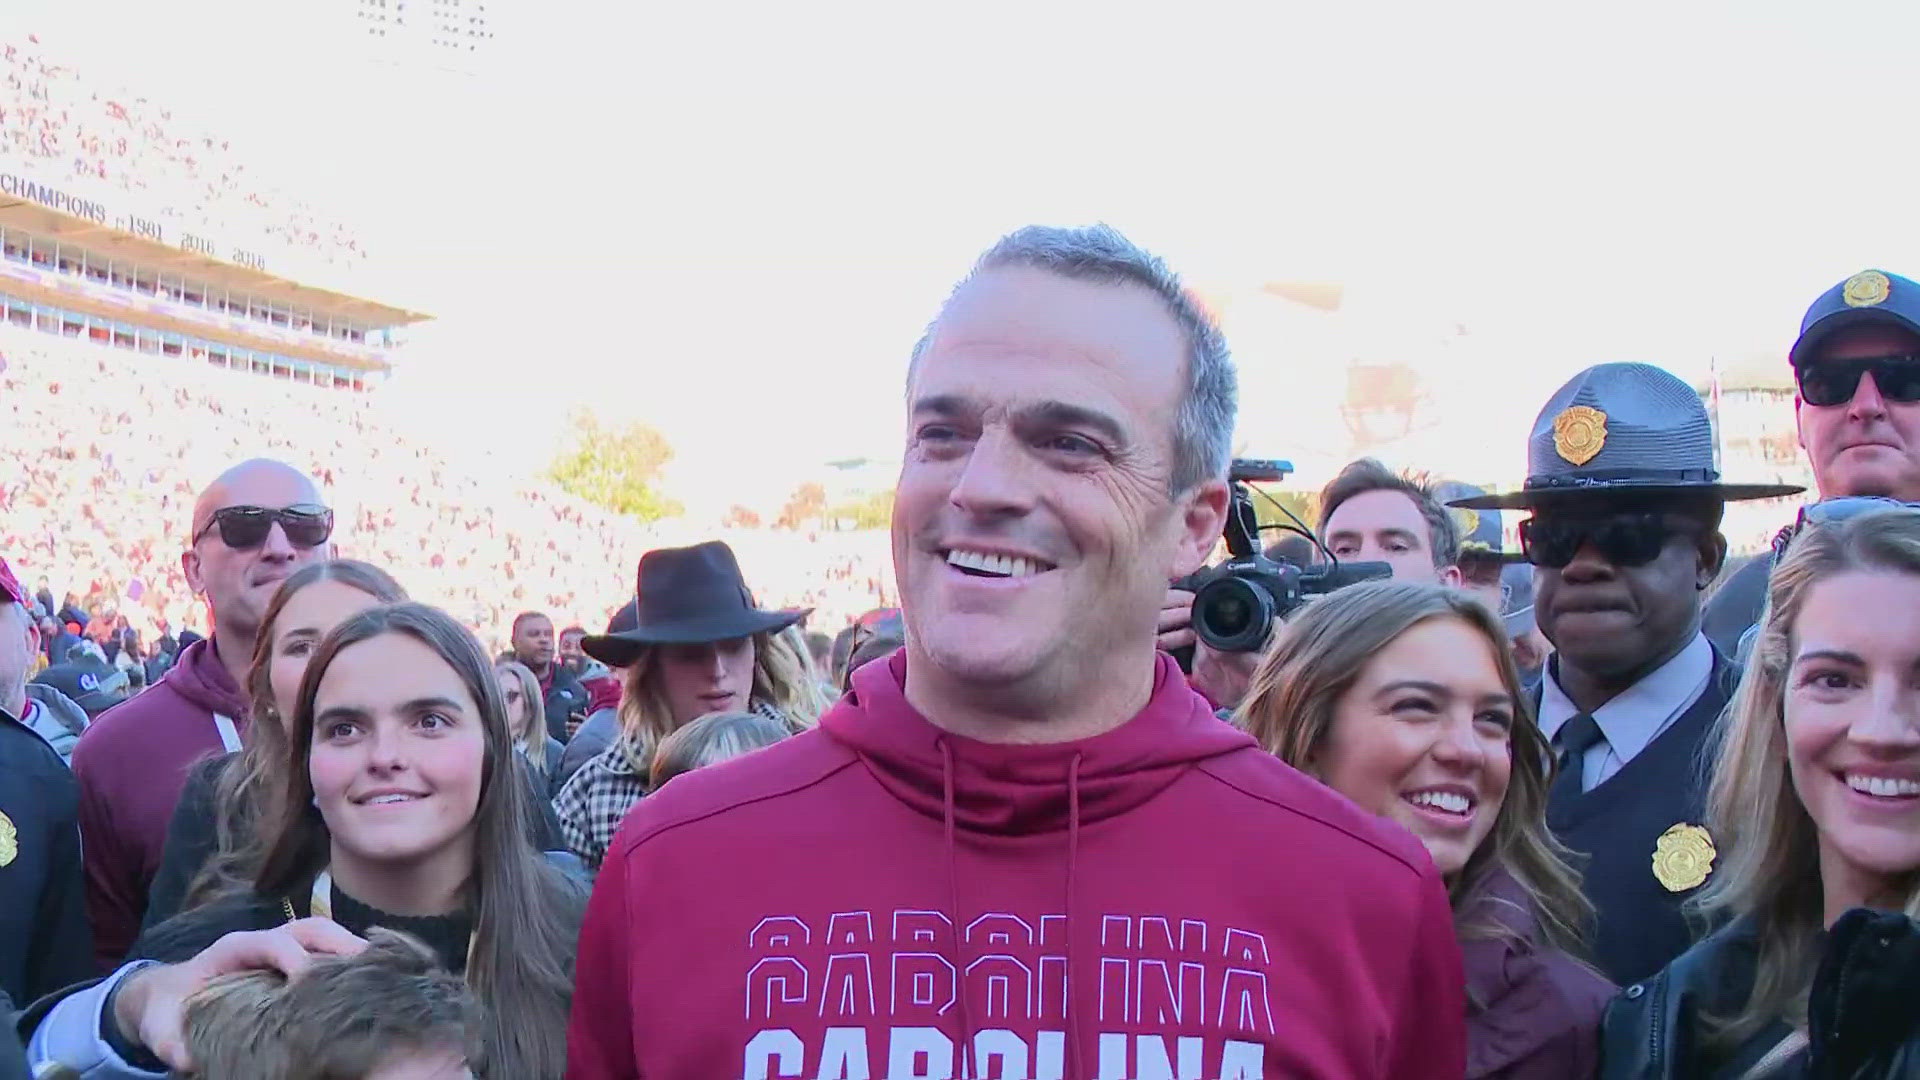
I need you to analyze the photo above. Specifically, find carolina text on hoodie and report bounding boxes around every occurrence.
[568,651,1467,1079]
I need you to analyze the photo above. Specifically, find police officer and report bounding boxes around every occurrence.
[1703,269,1920,657]
[1451,363,1803,986]
[0,556,92,1008]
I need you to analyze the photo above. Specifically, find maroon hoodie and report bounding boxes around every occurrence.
[569,651,1466,1079]
[70,636,249,969]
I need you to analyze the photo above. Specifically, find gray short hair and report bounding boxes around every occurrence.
[911,224,1238,494]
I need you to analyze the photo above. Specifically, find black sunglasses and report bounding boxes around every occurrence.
[193,504,334,550]
[1519,512,1694,569]
[1796,354,1920,408]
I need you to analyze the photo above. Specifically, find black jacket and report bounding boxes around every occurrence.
[0,707,91,1006]
[539,664,587,745]
[145,752,565,935]
[0,988,23,1080]
[1602,909,1920,1079]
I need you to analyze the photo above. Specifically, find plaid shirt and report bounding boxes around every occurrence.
[553,700,787,872]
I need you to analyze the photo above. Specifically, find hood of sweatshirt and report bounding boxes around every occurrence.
[821,649,1255,836]
[162,636,252,721]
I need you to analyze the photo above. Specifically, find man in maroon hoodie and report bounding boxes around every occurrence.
[568,226,1467,1079]
[69,458,333,967]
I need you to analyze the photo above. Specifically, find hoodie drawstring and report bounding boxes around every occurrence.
[938,737,978,1076]
[1064,751,1085,1080]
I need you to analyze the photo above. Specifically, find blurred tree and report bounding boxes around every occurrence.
[825,489,893,531]
[775,482,828,530]
[547,410,683,522]
[722,505,763,529]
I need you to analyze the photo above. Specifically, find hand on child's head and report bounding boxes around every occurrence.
[363,1046,473,1080]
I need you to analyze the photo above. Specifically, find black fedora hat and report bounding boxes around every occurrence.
[1450,363,1805,511]
[580,541,809,668]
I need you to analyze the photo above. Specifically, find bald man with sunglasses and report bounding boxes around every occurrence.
[1452,364,1801,988]
[70,459,334,968]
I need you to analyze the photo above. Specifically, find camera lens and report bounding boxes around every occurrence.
[1192,575,1277,653]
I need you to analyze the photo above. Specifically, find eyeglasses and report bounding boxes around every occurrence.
[1771,496,1920,566]
[1519,512,1694,569]
[192,505,334,550]
[1795,354,1920,408]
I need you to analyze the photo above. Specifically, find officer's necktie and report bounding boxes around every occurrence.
[1550,711,1605,804]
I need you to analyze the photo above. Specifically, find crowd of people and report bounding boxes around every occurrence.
[0,322,897,675]
[7,226,1920,1079]
[0,34,364,276]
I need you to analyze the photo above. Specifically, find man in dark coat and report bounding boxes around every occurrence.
[1704,269,1920,658]
[0,556,92,1006]
[1451,362,1802,987]
[509,611,586,744]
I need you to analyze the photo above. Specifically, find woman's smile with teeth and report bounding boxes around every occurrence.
[1845,773,1920,799]
[1404,789,1472,815]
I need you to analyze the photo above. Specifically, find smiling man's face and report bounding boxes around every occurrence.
[892,265,1225,707]
[1797,324,1920,501]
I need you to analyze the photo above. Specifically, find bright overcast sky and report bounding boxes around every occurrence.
[14,0,1920,497]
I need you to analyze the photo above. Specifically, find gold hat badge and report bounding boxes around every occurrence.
[1552,405,1608,467]
[1652,822,1715,892]
[0,810,15,868]
[1843,270,1892,309]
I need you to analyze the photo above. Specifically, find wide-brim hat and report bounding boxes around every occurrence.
[581,541,808,668]
[1449,362,1805,511]
[1431,482,1527,564]
[1790,269,1920,367]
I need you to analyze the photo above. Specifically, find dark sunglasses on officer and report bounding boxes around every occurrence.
[193,504,335,550]
[1519,507,1706,569]
[1795,353,1920,408]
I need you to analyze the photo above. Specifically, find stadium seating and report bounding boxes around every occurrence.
[0,325,897,652]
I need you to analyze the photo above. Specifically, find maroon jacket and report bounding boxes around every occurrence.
[1463,869,1616,1079]
[70,636,249,969]
[570,650,1466,1079]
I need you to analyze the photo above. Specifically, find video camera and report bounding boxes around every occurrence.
[1176,459,1392,659]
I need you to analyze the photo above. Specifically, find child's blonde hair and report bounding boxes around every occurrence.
[650,709,794,790]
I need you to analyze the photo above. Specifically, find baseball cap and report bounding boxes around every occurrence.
[0,557,22,606]
[34,654,131,717]
[1790,270,1920,367]
[1499,562,1536,639]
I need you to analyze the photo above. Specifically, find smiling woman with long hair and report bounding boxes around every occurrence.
[1603,510,1920,1078]
[144,559,407,931]
[1239,580,1611,1078]
[115,602,585,1078]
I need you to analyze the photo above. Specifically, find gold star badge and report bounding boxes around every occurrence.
[1552,405,1608,466]
[1843,270,1892,308]
[1652,822,1715,892]
[0,811,15,868]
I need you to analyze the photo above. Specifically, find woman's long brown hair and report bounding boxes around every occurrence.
[255,602,584,1079]
[186,560,406,910]
[1235,580,1594,961]
[1697,510,1920,1047]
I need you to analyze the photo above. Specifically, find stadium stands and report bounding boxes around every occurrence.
[0,325,897,651]
[0,34,365,275]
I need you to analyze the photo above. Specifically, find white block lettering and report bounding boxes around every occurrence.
[886,1026,954,1080]
[743,1029,804,1079]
